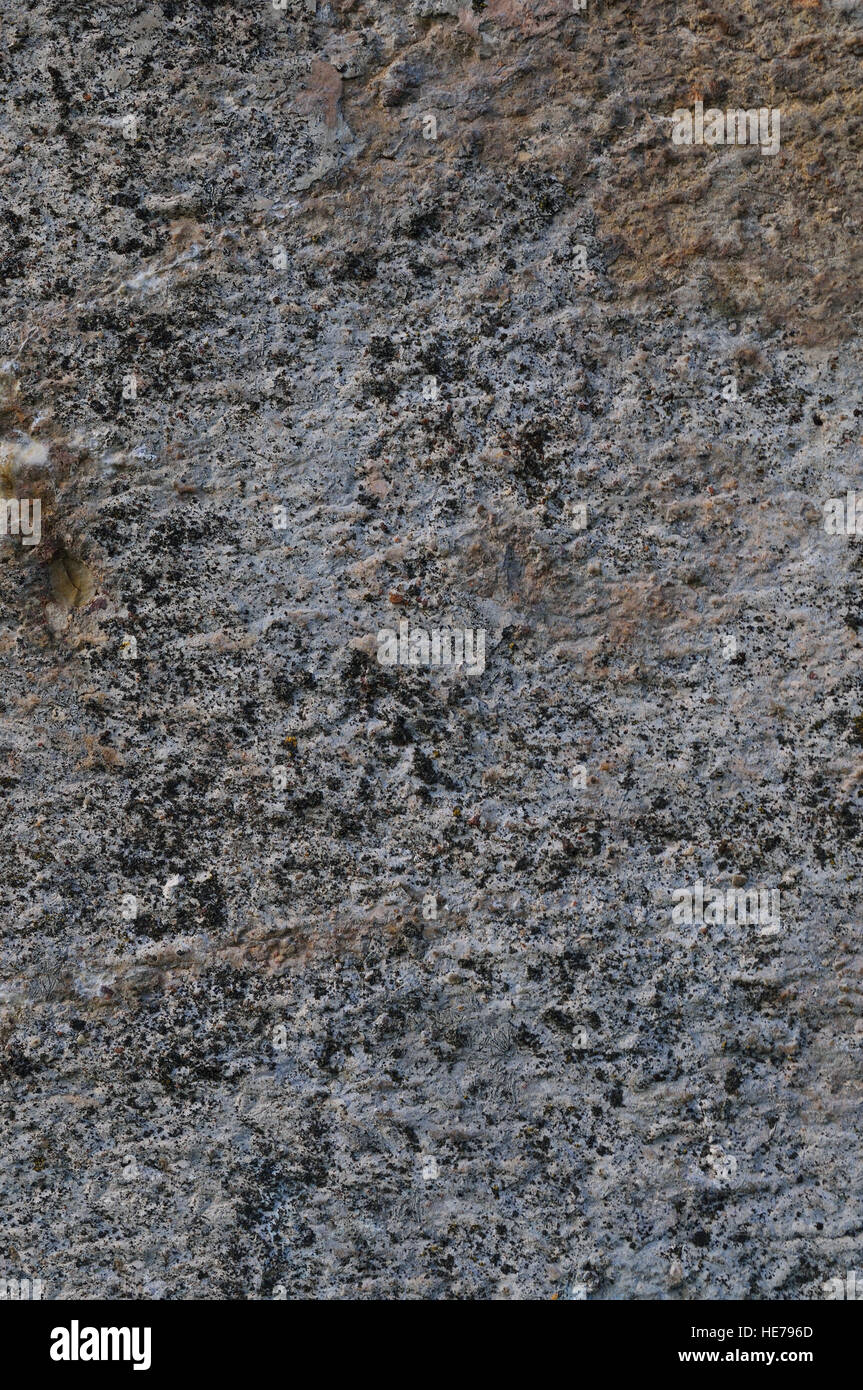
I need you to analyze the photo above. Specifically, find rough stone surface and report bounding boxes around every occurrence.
[0,0,861,1300]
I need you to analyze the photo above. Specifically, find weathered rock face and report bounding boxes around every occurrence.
[0,0,861,1300]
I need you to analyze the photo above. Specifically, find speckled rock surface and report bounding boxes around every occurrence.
[1,0,862,1300]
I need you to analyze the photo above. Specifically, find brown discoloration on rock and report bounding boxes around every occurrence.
[297,59,344,130]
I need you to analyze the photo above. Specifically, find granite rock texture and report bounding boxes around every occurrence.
[0,0,862,1300]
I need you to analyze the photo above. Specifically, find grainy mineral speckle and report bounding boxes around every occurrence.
[0,0,861,1301]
